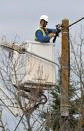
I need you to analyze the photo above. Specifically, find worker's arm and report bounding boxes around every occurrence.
[35,31,50,43]
[47,28,56,33]
[47,28,61,36]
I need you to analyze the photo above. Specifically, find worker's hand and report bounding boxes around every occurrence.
[48,33,56,38]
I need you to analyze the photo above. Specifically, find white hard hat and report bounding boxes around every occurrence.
[40,15,48,22]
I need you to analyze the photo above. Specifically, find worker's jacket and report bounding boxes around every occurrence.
[34,27,57,43]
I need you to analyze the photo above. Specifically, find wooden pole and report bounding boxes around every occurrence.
[60,19,70,117]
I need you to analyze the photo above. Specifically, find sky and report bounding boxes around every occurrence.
[0,0,84,42]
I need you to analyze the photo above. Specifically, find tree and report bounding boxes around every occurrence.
[40,79,80,131]
[0,43,48,131]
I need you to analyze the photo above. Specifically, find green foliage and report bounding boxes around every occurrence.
[40,79,80,130]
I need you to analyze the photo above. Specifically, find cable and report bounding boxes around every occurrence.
[25,50,59,67]
[0,44,59,68]
[14,114,24,131]
[0,99,16,117]
[68,17,84,28]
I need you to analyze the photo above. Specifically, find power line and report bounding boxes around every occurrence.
[68,17,84,28]
[0,99,16,117]
[25,50,59,67]
[0,43,59,68]
[13,114,24,131]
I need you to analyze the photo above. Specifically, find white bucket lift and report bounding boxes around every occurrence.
[0,40,57,113]
[12,41,56,85]
[0,40,56,88]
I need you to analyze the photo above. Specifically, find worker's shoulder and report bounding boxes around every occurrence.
[35,27,43,31]
[35,27,44,35]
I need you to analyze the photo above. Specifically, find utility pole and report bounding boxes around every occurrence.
[60,19,70,130]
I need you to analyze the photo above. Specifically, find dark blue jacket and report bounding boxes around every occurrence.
[35,28,58,43]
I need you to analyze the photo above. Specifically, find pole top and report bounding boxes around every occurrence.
[62,19,69,27]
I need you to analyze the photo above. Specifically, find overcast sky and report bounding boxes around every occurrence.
[0,0,84,42]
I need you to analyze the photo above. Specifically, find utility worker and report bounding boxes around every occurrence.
[34,15,61,43]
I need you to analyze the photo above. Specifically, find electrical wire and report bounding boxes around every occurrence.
[0,99,16,117]
[68,17,84,28]
[25,50,59,67]
[0,44,59,68]
[13,114,24,131]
